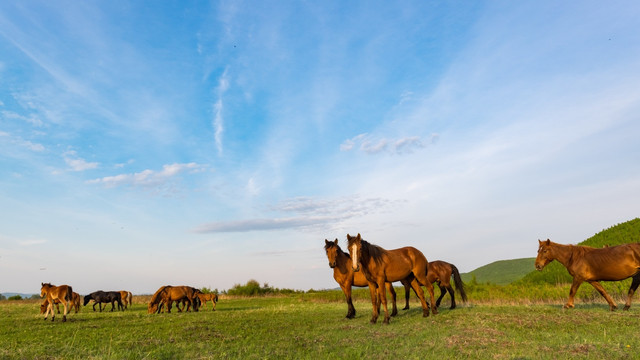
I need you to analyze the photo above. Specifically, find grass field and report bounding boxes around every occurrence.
[2,294,640,359]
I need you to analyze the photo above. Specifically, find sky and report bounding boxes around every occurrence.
[1,1,639,295]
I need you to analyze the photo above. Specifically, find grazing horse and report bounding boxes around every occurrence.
[119,290,133,309]
[535,239,640,311]
[196,292,219,311]
[324,239,412,318]
[40,283,72,322]
[347,233,437,324]
[148,285,200,314]
[83,291,124,312]
[40,292,81,314]
[428,260,468,309]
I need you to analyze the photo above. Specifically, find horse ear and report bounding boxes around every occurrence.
[357,233,361,240]
[334,239,338,245]
[545,239,551,245]
[325,239,329,245]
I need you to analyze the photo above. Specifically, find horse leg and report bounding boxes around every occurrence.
[341,284,356,319]
[447,285,456,309]
[377,279,390,324]
[565,278,583,309]
[62,301,68,322]
[435,283,446,308]
[409,278,430,317]
[624,274,640,310]
[387,283,398,317]
[588,281,617,311]
[368,283,379,324]
[403,281,411,310]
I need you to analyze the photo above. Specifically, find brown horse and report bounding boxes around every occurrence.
[148,285,199,314]
[324,239,412,318]
[40,292,81,314]
[428,260,468,309]
[196,292,219,311]
[40,283,73,322]
[347,233,437,324]
[119,290,133,309]
[535,239,640,311]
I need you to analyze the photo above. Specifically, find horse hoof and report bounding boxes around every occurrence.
[62,317,67,322]
[623,305,630,311]
[383,317,390,325]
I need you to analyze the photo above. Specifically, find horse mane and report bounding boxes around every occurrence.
[150,285,170,304]
[360,240,387,267]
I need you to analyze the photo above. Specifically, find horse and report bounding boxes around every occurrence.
[535,239,640,311]
[347,233,437,324]
[83,291,124,312]
[196,292,219,311]
[119,290,133,309]
[40,283,73,322]
[148,285,199,314]
[324,239,413,318]
[40,292,81,314]
[428,260,468,309]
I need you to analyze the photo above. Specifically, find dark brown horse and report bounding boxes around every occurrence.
[347,233,437,324]
[324,239,413,318]
[40,283,73,322]
[428,260,468,309]
[535,239,640,311]
[148,285,199,314]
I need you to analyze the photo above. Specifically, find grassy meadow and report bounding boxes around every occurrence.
[2,292,640,360]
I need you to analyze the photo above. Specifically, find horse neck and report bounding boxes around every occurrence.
[551,243,575,267]
[335,248,351,270]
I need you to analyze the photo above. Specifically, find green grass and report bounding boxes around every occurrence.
[2,295,640,359]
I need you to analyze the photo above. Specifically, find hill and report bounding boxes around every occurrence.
[518,217,640,285]
[460,258,534,285]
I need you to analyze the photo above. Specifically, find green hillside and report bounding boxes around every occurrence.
[461,258,535,285]
[518,218,640,286]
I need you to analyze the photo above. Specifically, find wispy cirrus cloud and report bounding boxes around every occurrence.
[87,162,205,189]
[193,196,403,233]
[340,133,439,155]
[213,68,229,156]
[0,131,45,152]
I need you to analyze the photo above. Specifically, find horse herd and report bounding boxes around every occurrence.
[39,234,640,324]
[38,283,218,322]
[325,234,640,324]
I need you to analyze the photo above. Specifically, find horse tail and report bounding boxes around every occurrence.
[450,265,468,303]
[66,286,73,302]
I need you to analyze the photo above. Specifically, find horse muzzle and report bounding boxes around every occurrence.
[353,265,360,272]
[329,262,336,268]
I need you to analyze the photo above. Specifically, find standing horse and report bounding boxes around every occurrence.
[40,283,72,322]
[196,292,219,311]
[119,290,133,309]
[428,260,468,309]
[347,233,437,324]
[41,292,81,314]
[83,291,124,312]
[324,239,412,318]
[535,239,640,311]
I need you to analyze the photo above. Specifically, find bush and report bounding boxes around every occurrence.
[8,295,22,301]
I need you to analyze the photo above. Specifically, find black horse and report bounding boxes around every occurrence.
[83,291,124,312]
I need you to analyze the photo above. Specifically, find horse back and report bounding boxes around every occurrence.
[576,244,640,280]
[381,246,428,281]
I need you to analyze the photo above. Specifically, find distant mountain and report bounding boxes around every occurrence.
[461,258,535,285]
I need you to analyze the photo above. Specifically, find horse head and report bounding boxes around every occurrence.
[40,283,51,298]
[535,239,553,270]
[324,239,340,268]
[347,233,363,272]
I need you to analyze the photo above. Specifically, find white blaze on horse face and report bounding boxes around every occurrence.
[350,243,359,270]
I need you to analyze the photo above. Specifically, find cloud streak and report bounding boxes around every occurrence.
[340,133,439,155]
[87,163,205,189]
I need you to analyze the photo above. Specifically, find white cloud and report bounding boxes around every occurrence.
[88,162,205,189]
[213,68,230,156]
[340,133,436,155]
[63,151,98,171]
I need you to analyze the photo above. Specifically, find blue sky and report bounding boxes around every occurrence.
[1,1,639,294]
